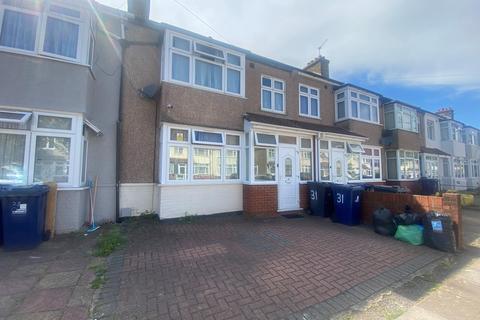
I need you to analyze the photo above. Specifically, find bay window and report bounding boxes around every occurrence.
[427,120,435,140]
[386,150,420,180]
[0,109,82,187]
[165,31,245,96]
[261,76,285,113]
[0,0,93,64]
[384,104,418,132]
[165,126,242,183]
[335,87,379,124]
[346,153,360,181]
[299,84,319,118]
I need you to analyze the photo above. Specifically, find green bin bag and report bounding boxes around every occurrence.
[394,225,424,246]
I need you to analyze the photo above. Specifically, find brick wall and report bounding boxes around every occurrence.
[361,192,463,249]
[243,185,278,217]
[299,184,309,210]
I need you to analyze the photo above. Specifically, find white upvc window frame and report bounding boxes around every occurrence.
[386,149,420,181]
[0,109,83,187]
[360,146,382,181]
[0,110,31,123]
[0,0,92,65]
[163,30,246,97]
[423,154,439,179]
[334,87,380,124]
[385,104,419,133]
[298,84,320,119]
[0,128,30,184]
[261,75,286,114]
[471,159,479,178]
[299,137,313,182]
[254,132,278,147]
[427,119,435,140]
[192,129,225,146]
[162,124,243,184]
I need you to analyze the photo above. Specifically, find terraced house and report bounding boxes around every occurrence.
[1,0,478,230]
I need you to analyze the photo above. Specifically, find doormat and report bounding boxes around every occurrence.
[282,213,305,219]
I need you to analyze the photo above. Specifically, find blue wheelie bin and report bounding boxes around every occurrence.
[307,182,333,217]
[330,184,364,226]
[0,184,49,250]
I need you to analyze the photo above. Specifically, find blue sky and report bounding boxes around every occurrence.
[98,0,480,127]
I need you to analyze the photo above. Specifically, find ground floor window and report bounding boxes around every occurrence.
[254,147,276,181]
[387,150,420,180]
[164,125,242,183]
[299,138,312,181]
[454,158,466,178]
[442,158,451,177]
[0,110,82,187]
[471,160,480,178]
[346,153,360,181]
[361,147,381,180]
[319,140,330,181]
[423,155,439,178]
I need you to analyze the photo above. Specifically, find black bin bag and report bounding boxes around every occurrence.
[373,208,396,236]
[423,212,457,253]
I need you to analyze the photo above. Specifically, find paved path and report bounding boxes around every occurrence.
[0,232,99,320]
[93,214,445,320]
[397,208,480,320]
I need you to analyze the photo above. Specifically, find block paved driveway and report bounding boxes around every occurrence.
[94,214,446,320]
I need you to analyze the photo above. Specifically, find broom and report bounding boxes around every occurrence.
[86,176,100,233]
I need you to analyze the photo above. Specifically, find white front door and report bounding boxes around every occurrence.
[331,149,347,184]
[278,147,299,211]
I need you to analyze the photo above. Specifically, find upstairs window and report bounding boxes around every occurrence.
[166,31,245,96]
[335,88,379,124]
[427,120,435,140]
[384,104,418,132]
[299,84,319,118]
[0,1,92,63]
[261,76,285,113]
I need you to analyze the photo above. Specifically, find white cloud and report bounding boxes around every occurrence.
[97,0,480,91]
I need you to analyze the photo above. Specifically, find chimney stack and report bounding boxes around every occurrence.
[304,56,330,78]
[128,0,150,20]
[436,107,454,120]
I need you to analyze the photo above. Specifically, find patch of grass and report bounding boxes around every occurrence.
[90,263,107,289]
[93,226,125,257]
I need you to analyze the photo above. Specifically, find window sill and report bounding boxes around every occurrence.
[299,114,321,120]
[160,181,243,186]
[260,108,286,115]
[0,47,91,70]
[335,117,382,126]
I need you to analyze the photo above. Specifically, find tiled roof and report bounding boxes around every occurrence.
[420,147,451,156]
[244,113,365,138]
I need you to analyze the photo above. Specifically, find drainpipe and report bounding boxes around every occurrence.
[115,39,126,224]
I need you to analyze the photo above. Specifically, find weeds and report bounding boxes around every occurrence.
[93,226,125,257]
[179,211,196,224]
[90,263,107,289]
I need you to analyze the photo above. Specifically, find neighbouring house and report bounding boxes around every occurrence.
[0,0,478,231]
[0,0,123,232]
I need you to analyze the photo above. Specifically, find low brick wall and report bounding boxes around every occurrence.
[299,184,309,210]
[361,192,463,249]
[386,180,423,194]
[243,184,277,217]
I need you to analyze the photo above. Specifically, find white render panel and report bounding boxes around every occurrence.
[119,183,155,217]
[158,184,243,219]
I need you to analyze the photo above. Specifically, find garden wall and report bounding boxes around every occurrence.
[361,192,463,249]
